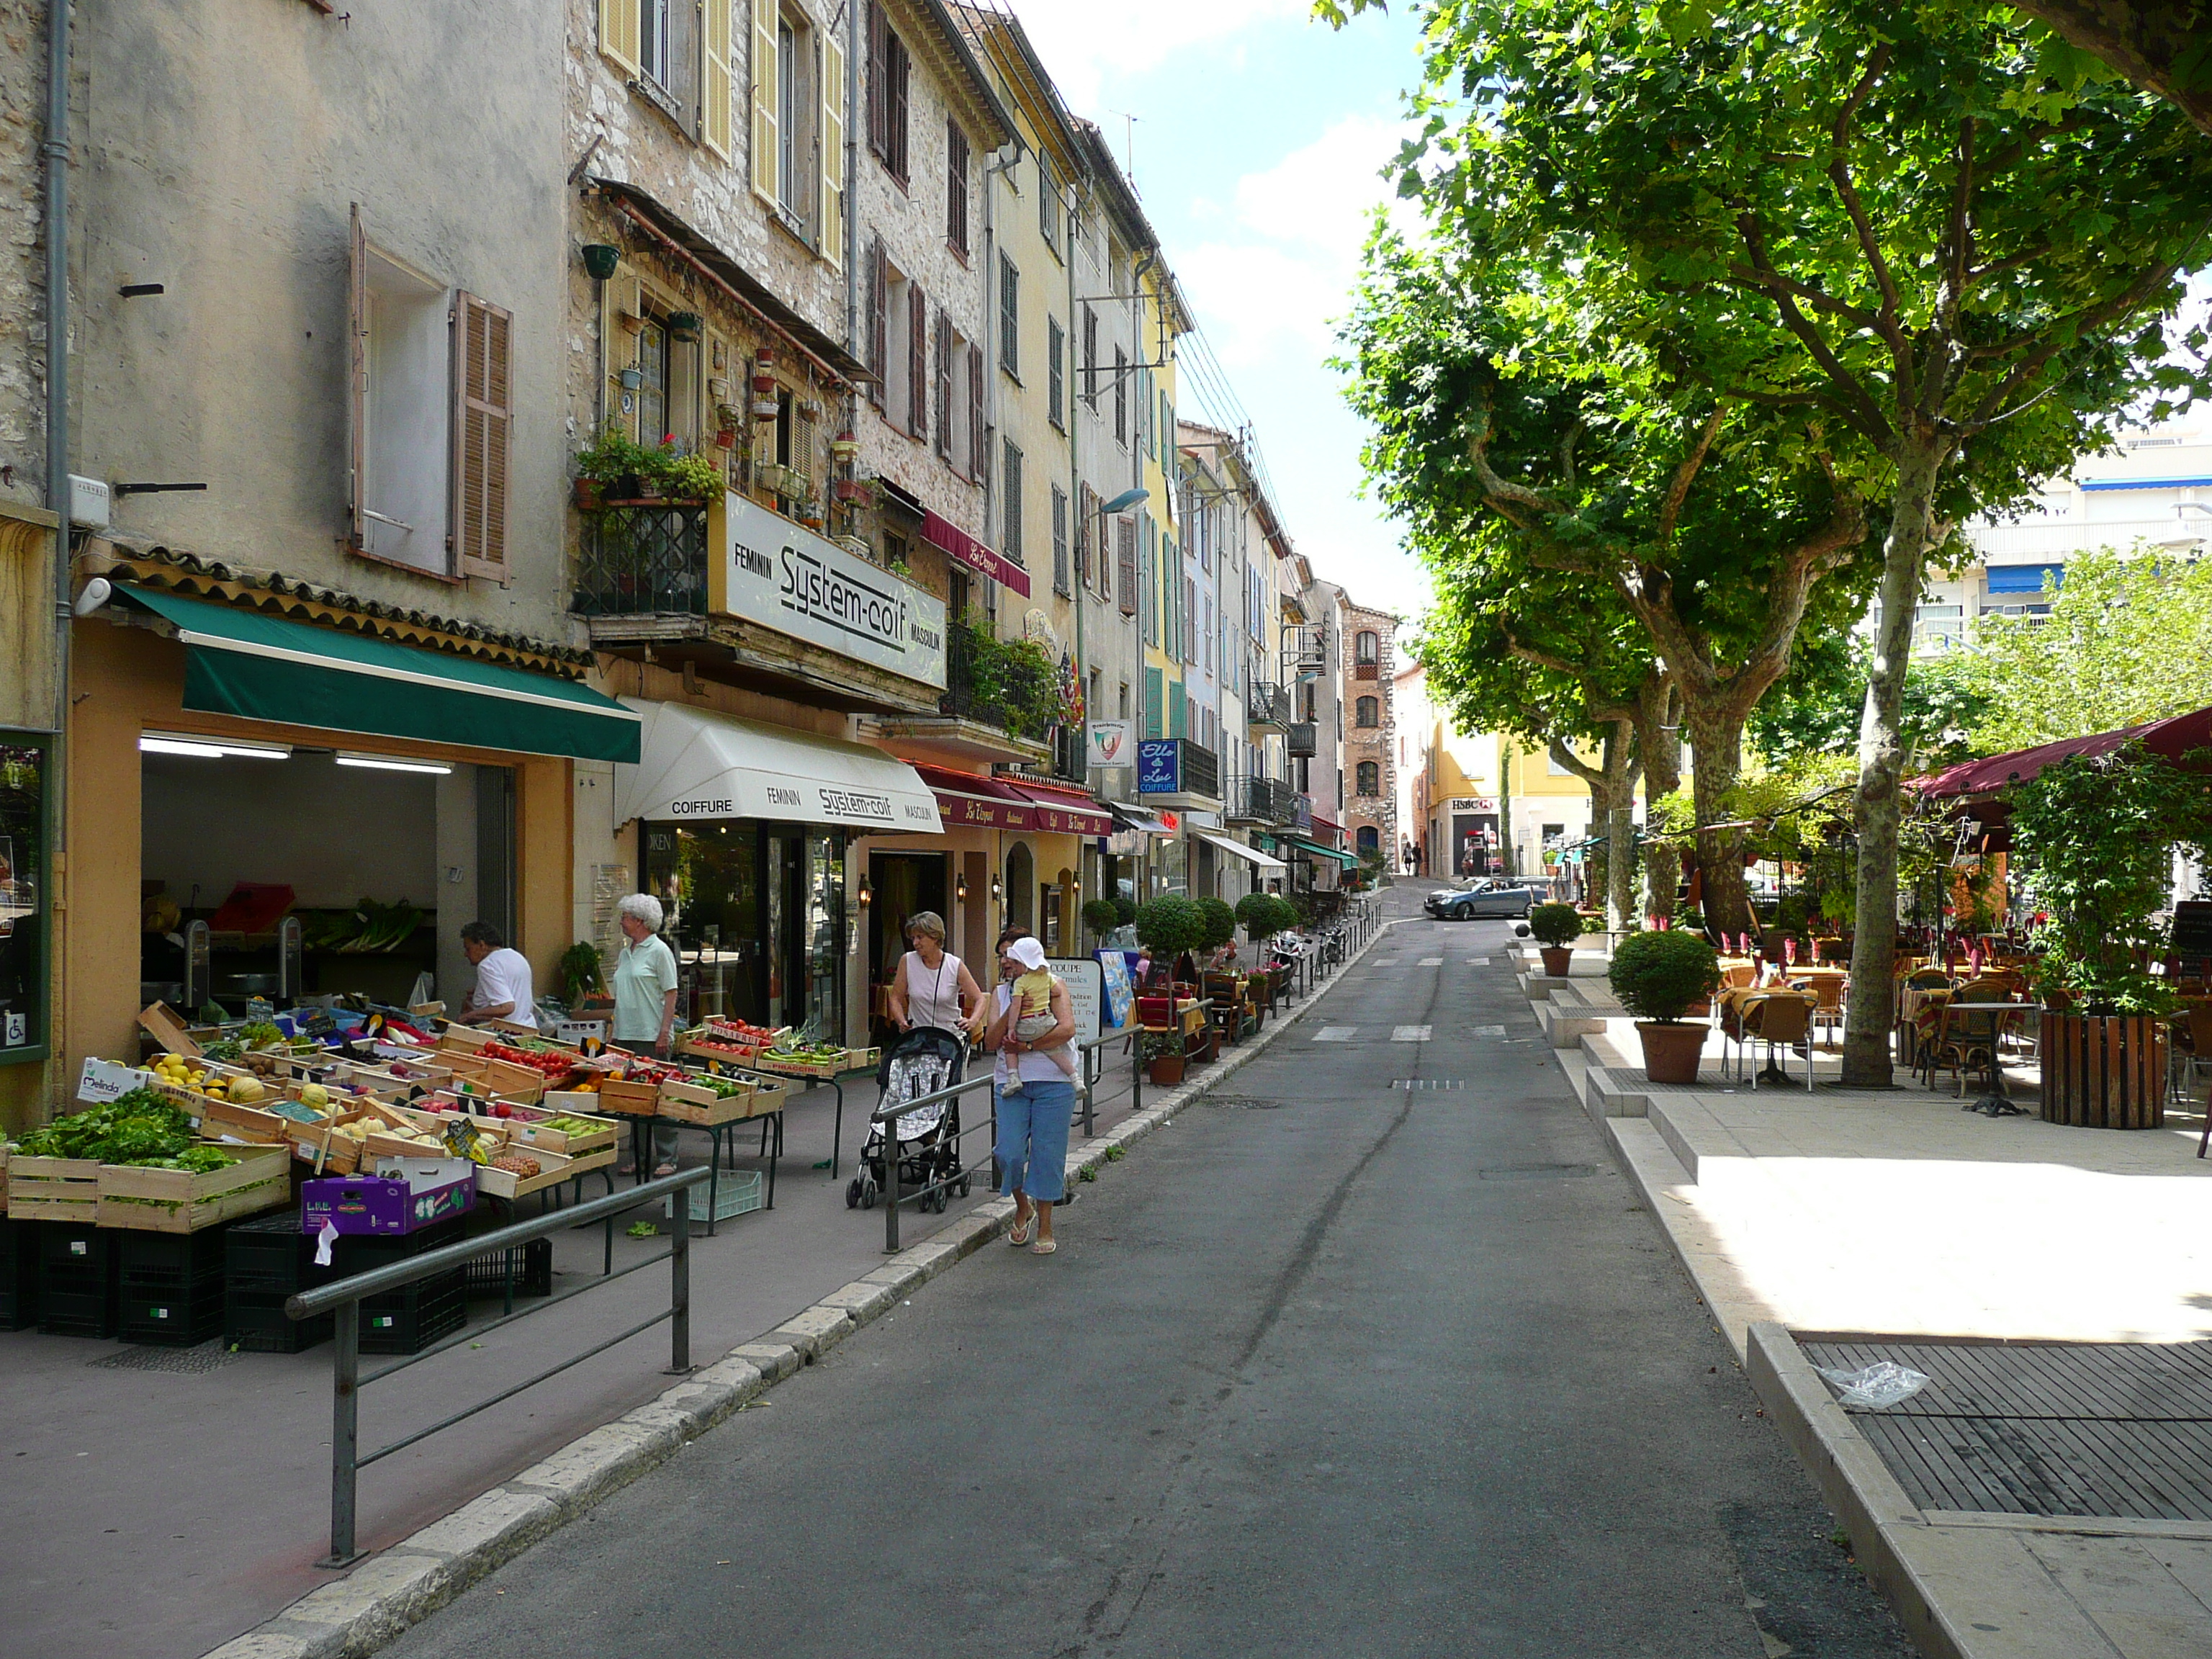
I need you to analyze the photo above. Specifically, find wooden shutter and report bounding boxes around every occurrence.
[966,343,984,483]
[701,0,733,159]
[1185,575,1197,664]
[932,311,953,459]
[886,30,909,183]
[346,203,369,550]
[1077,483,1095,589]
[600,0,640,75]
[451,292,513,584]
[750,0,778,204]
[907,284,927,441]
[866,2,885,161]
[819,27,845,266]
[1116,516,1137,616]
[866,241,886,408]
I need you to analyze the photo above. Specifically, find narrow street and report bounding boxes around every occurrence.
[389,899,1911,1658]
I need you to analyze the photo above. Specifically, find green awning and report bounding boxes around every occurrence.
[1284,837,1357,868]
[116,585,641,763]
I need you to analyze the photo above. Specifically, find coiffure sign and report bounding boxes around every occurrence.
[715,493,948,688]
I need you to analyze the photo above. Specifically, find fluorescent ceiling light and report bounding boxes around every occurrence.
[336,752,452,775]
[140,731,292,760]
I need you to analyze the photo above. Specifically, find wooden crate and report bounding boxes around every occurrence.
[97,1146,292,1233]
[9,1154,101,1222]
[676,1035,763,1066]
[657,1078,760,1126]
[138,1002,204,1058]
[727,1072,798,1118]
[287,1110,376,1176]
[441,1052,548,1105]
[475,1142,616,1202]
[437,1024,496,1053]
[503,1104,619,1156]
[593,1077,663,1117]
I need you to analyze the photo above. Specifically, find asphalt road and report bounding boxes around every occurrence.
[388,895,1912,1659]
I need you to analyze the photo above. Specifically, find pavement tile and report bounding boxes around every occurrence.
[506,1421,665,1509]
[817,1279,897,1322]
[770,1304,857,1358]
[727,1341,803,1382]
[400,1488,560,1563]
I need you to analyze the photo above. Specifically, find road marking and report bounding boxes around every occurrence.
[1466,957,1491,965]
[1473,1024,1506,1038]
[1391,1025,1431,1043]
[1313,1026,1358,1042]
[1370,958,1400,966]
[1419,957,1444,966]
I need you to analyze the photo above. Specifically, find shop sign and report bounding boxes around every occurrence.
[922,509,1030,597]
[936,793,1033,830]
[1027,800,1104,835]
[1047,958,1104,1046]
[554,1020,607,1046]
[1447,796,1498,814]
[716,493,948,688]
[1136,740,1182,795]
[78,1057,155,1104]
[1095,950,1135,1028]
[1087,720,1132,768]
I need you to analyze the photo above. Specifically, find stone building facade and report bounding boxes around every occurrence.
[1339,595,1398,867]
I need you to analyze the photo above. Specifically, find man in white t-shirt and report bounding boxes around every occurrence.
[457,921,538,1030]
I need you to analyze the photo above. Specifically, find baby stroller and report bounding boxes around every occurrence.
[848,1025,971,1213]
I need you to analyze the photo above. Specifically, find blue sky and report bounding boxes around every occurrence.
[1012,0,1435,625]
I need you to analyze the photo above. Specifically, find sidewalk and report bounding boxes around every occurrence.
[0,960,1343,1659]
[1519,948,2212,1659]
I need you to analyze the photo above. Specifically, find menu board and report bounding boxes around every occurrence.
[1095,950,1134,1030]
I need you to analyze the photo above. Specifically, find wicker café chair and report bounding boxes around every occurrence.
[1921,979,2017,1097]
[1744,991,1816,1093]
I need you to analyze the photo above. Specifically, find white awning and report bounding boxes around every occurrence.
[1195,830,1287,873]
[615,699,944,834]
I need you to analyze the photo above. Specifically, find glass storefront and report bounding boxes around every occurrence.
[644,819,847,1039]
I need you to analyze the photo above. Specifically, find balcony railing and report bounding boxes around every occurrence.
[572,502,710,616]
[1140,737,1221,800]
[1051,725,1085,783]
[939,618,1061,744]
[1226,774,1298,826]
[1287,722,1318,759]
[1246,682,1290,730]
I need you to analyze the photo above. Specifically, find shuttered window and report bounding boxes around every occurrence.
[932,310,954,462]
[750,1,778,204]
[998,253,1018,379]
[1116,515,1137,616]
[451,292,512,584]
[1002,441,1023,565]
[819,28,845,264]
[701,0,733,158]
[1143,666,1162,739]
[946,121,970,258]
[1047,319,1064,430]
[1077,483,1096,590]
[1052,486,1069,596]
[1184,574,1197,665]
[1112,347,1127,444]
[1082,307,1098,405]
[907,284,927,441]
[867,2,909,186]
[966,343,985,483]
[599,0,641,74]
[866,240,887,409]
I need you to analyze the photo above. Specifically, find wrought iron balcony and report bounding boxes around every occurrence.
[572,502,709,616]
[938,617,1061,743]
[1287,721,1318,759]
[1246,681,1290,730]
[1139,736,1221,801]
[1225,773,1298,826]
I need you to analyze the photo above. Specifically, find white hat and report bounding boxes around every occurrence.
[1007,937,1047,972]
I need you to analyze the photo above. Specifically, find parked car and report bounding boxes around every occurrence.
[1424,878,1539,920]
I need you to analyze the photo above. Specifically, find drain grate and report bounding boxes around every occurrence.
[1200,1095,1287,1111]
[1478,1163,1596,1180]
[87,1340,237,1375]
[1800,1336,2212,1521]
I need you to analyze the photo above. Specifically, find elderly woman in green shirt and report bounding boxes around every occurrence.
[612,892,682,1177]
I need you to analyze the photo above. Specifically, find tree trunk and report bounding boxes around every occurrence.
[1843,437,1946,1087]
[1498,745,1516,876]
[1633,680,1681,923]
[1683,697,1753,940]
[1608,800,1637,931]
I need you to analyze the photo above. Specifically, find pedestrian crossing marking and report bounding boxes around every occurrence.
[1313,1026,1358,1042]
[1370,958,1400,966]
[1473,1024,1506,1038]
[1466,957,1491,966]
[1419,957,1444,966]
[1392,1025,1432,1042]
[1393,1078,1466,1091]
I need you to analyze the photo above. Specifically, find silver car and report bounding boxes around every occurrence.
[1425,878,1538,920]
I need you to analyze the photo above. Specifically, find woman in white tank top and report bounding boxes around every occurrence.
[885,910,984,1035]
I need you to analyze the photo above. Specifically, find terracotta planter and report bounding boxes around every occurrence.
[2040,1012,2167,1128]
[572,477,605,511]
[1539,946,1574,978]
[1146,1055,1186,1086]
[1635,1021,1707,1085]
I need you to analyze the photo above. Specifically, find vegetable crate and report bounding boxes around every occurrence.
[663,1169,763,1224]
[8,1155,101,1224]
[39,1223,118,1338]
[225,1212,335,1352]
[441,1053,548,1104]
[657,1079,761,1127]
[120,1278,228,1346]
[504,1101,619,1155]
[461,1237,552,1299]
[593,1077,663,1117]
[96,1145,293,1233]
[474,1143,614,1202]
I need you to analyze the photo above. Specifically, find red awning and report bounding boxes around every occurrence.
[922,510,1030,597]
[911,763,1035,830]
[1004,780,1112,836]
[1917,706,2212,799]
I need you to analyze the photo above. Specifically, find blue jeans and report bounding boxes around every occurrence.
[994,1078,1074,1204]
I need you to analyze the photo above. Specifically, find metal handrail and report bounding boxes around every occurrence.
[291,1166,709,1568]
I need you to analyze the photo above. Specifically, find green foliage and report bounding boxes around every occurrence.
[1194,897,1238,950]
[1751,632,1989,774]
[1237,892,1300,939]
[1113,896,1138,927]
[17,1089,200,1164]
[575,427,723,501]
[1081,898,1123,938]
[1133,895,1207,958]
[557,941,606,1004]
[1608,930,1722,1024]
[2005,745,2212,1015]
[949,614,1065,740]
[1528,902,1584,948]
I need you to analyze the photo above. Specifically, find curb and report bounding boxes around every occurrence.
[204,909,1398,1659]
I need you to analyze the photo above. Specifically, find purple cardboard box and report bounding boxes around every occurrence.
[302,1158,477,1236]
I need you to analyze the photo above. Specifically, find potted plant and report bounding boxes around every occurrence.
[555,941,606,1007]
[1081,897,1121,942]
[662,450,723,503]
[2008,746,2207,1128]
[1138,1028,1186,1086]
[1195,897,1238,957]
[1608,930,1721,1084]
[1236,891,1282,944]
[575,426,659,503]
[1528,902,1584,977]
[1135,894,1206,980]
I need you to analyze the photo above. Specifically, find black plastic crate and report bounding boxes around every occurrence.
[225,1287,332,1354]
[462,1237,552,1300]
[226,1210,329,1294]
[120,1281,225,1346]
[39,1220,115,1285]
[0,1218,37,1331]
[120,1224,232,1288]
[38,1285,116,1339]
[331,1213,467,1277]
[359,1269,465,1355]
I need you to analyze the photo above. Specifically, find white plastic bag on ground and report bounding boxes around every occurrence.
[1816,1360,1930,1410]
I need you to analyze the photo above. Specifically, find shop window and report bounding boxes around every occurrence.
[1006,842,1035,932]
[0,735,50,1062]
[1356,760,1380,796]
[1354,696,1378,728]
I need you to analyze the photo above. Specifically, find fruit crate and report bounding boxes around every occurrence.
[662,1169,763,1224]
[461,1236,552,1300]
[96,1145,293,1233]
[0,1216,38,1331]
[359,1269,466,1354]
[225,1286,333,1353]
[120,1279,226,1346]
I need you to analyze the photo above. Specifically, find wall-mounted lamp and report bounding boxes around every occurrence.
[956,871,968,904]
[990,873,1004,907]
[857,874,873,908]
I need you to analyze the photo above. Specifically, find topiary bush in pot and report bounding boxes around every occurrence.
[1081,898,1122,940]
[1608,930,1720,1084]
[1195,896,1238,954]
[1528,902,1584,976]
[1134,896,1206,970]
